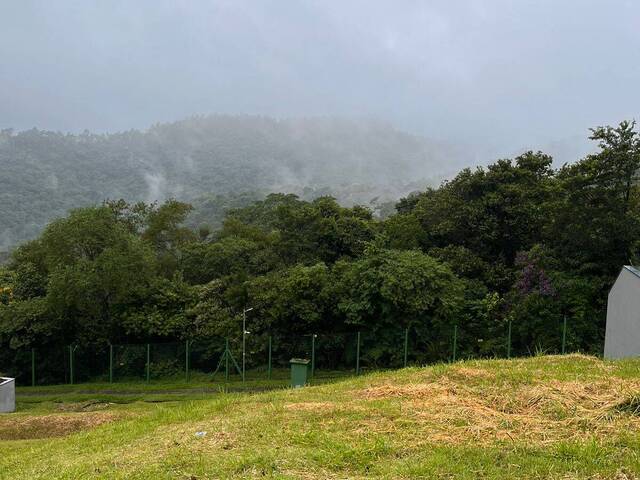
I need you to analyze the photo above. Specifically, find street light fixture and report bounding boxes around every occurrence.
[242,307,253,382]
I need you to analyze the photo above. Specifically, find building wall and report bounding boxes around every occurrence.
[605,268,640,359]
[0,377,15,413]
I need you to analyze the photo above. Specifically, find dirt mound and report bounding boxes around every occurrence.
[0,412,117,440]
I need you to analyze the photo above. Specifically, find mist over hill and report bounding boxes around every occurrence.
[0,115,466,250]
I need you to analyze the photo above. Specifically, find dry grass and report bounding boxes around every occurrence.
[284,401,339,412]
[359,364,640,446]
[0,412,118,440]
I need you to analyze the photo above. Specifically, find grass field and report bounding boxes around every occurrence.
[2,354,640,479]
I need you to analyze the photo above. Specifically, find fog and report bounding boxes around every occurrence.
[1,1,639,163]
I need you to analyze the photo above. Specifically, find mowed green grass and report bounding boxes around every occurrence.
[12,368,351,408]
[2,355,640,479]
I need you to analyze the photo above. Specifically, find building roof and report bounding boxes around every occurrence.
[623,265,640,279]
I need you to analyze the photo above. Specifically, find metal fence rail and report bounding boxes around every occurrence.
[1,316,576,387]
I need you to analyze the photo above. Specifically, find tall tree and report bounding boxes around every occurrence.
[37,207,156,343]
[548,121,640,277]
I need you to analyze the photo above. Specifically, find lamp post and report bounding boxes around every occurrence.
[242,307,253,382]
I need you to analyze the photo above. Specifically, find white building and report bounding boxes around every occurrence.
[0,377,15,413]
[605,266,640,359]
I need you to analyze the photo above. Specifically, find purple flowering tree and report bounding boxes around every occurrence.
[515,251,556,297]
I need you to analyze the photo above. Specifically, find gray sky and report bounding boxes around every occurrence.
[1,0,639,161]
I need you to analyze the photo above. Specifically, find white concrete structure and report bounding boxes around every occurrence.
[0,377,15,413]
[605,266,640,359]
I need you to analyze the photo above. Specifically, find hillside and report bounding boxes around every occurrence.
[0,116,461,250]
[2,355,640,479]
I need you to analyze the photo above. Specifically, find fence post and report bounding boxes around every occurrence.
[225,338,229,381]
[267,336,272,380]
[185,340,190,382]
[146,343,150,383]
[311,334,316,380]
[31,348,35,387]
[403,328,409,368]
[562,315,567,355]
[507,320,512,359]
[452,325,458,363]
[109,344,113,383]
[69,345,74,385]
[356,332,361,376]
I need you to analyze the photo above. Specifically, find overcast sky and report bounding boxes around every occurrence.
[1,0,639,161]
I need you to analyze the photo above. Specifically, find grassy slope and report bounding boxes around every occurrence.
[2,355,640,479]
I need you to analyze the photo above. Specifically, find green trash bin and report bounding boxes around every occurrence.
[290,358,310,388]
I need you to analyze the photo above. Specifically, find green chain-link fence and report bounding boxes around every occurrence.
[1,315,575,387]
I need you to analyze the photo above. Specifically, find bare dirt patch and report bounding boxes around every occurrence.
[56,400,115,412]
[0,412,118,440]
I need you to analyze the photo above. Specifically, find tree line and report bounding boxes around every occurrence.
[1,121,639,372]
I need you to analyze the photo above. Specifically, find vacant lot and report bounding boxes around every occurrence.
[1,355,640,479]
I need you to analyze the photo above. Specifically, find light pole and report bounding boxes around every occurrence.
[242,307,253,382]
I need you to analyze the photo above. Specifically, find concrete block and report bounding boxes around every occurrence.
[0,377,15,413]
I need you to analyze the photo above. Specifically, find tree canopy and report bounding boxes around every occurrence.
[2,120,639,371]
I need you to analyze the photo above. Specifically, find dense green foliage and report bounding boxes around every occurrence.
[1,121,639,375]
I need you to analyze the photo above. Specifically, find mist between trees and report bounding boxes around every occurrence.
[1,120,639,380]
[0,116,457,250]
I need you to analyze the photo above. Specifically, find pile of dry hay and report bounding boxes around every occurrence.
[358,363,640,445]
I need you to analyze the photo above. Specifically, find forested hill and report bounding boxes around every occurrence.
[1,120,638,371]
[0,116,460,250]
